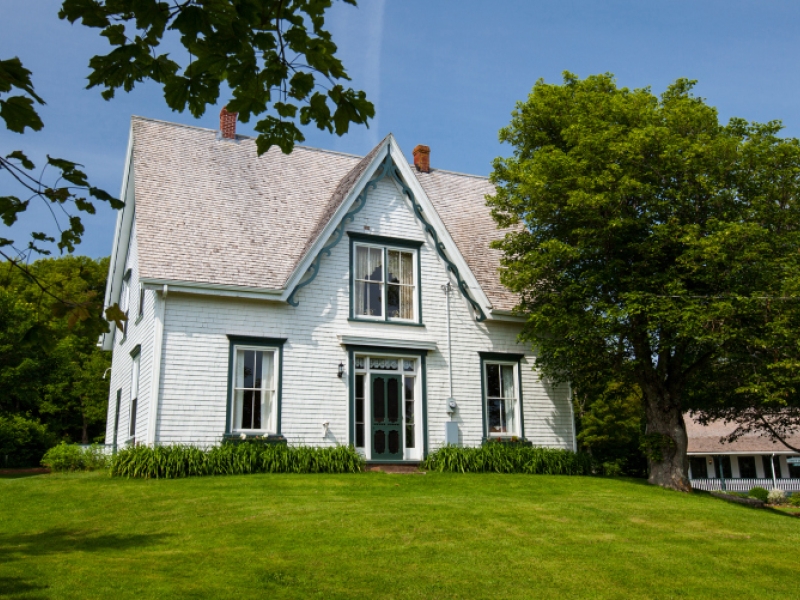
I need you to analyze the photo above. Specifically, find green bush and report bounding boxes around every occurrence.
[421,444,593,475]
[790,493,800,507]
[748,486,769,502]
[0,415,56,468]
[41,442,109,472]
[110,443,365,479]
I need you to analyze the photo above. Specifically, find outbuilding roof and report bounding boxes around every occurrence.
[129,116,517,312]
[685,416,800,454]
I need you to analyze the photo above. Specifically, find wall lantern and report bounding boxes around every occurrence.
[338,361,345,378]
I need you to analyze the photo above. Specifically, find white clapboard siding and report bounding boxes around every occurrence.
[134,178,574,451]
[104,219,159,446]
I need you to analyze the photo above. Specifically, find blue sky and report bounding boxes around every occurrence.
[3,0,800,258]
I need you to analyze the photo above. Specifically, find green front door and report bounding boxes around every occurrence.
[371,374,403,460]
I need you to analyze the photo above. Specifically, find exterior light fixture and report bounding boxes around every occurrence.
[338,361,345,378]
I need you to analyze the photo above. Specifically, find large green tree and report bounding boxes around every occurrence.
[0,256,111,449]
[489,73,800,490]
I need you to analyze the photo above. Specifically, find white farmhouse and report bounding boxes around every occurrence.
[101,112,577,464]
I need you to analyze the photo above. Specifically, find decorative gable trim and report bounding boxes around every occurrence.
[285,138,492,321]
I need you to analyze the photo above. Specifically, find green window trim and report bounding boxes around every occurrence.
[345,344,429,459]
[348,232,424,326]
[478,352,526,440]
[225,336,287,436]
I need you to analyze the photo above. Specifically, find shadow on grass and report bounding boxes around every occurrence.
[0,528,170,563]
[0,576,50,599]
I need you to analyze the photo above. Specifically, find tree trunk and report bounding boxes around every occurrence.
[642,391,691,491]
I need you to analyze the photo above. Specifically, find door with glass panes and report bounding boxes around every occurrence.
[370,374,403,460]
[354,356,420,461]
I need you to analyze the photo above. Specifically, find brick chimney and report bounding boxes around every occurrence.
[219,106,238,139]
[413,145,430,173]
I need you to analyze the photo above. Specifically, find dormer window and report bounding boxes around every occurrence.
[348,233,423,325]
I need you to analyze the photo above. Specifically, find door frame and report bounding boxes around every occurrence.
[346,345,429,462]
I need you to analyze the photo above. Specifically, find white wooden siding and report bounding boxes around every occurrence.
[134,177,574,451]
[104,219,159,446]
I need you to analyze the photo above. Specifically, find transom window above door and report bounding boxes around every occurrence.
[348,233,423,325]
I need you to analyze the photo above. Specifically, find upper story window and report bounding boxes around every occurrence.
[120,269,132,338]
[349,233,423,325]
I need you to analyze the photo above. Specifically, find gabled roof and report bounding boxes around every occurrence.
[116,116,518,313]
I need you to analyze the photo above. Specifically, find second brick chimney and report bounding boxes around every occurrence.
[220,106,238,139]
[413,145,430,173]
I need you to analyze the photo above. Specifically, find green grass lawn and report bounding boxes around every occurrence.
[1,472,798,599]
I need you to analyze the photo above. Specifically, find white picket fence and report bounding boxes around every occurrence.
[690,477,800,493]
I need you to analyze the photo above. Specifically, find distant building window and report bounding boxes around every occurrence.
[717,456,732,479]
[689,456,708,479]
[738,456,757,479]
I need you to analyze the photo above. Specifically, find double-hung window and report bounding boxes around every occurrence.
[120,269,132,338]
[228,338,284,435]
[349,234,422,324]
[480,354,524,438]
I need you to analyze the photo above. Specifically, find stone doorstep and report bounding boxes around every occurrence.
[366,463,424,474]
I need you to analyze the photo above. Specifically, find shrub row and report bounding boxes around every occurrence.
[110,443,365,479]
[41,442,109,472]
[421,444,593,475]
[1,415,55,468]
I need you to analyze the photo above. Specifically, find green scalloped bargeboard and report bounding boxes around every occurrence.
[287,149,486,322]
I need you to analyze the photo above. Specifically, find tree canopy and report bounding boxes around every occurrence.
[489,73,800,490]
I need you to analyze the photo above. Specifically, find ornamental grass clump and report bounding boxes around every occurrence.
[110,443,364,479]
[767,488,786,505]
[421,444,593,475]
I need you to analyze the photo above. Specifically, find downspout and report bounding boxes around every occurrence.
[442,281,453,402]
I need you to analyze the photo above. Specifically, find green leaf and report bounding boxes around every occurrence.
[105,302,128,332]
[0,196,30,226]
[6,150,34,170]
[0,96,44,133]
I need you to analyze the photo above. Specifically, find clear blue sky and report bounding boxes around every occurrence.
[3,0,800,258]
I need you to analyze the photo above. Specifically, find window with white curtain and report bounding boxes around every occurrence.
[484,362,519,436]
[231,346,278,433]
[353,243,417,321]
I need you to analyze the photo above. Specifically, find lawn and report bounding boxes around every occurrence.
[1,472,798,599]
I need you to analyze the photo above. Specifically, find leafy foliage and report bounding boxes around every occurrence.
[748,486,769,502]
[58,0,374,155]
[110,442,365,479]
[40,442,109,472]
[421,444,593,475]
[0,414,56,468]
[489,72,800,489]
[0,256,111,450]
[573,380,647,477]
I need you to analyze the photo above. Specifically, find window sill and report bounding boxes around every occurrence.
[348,318,425,328]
